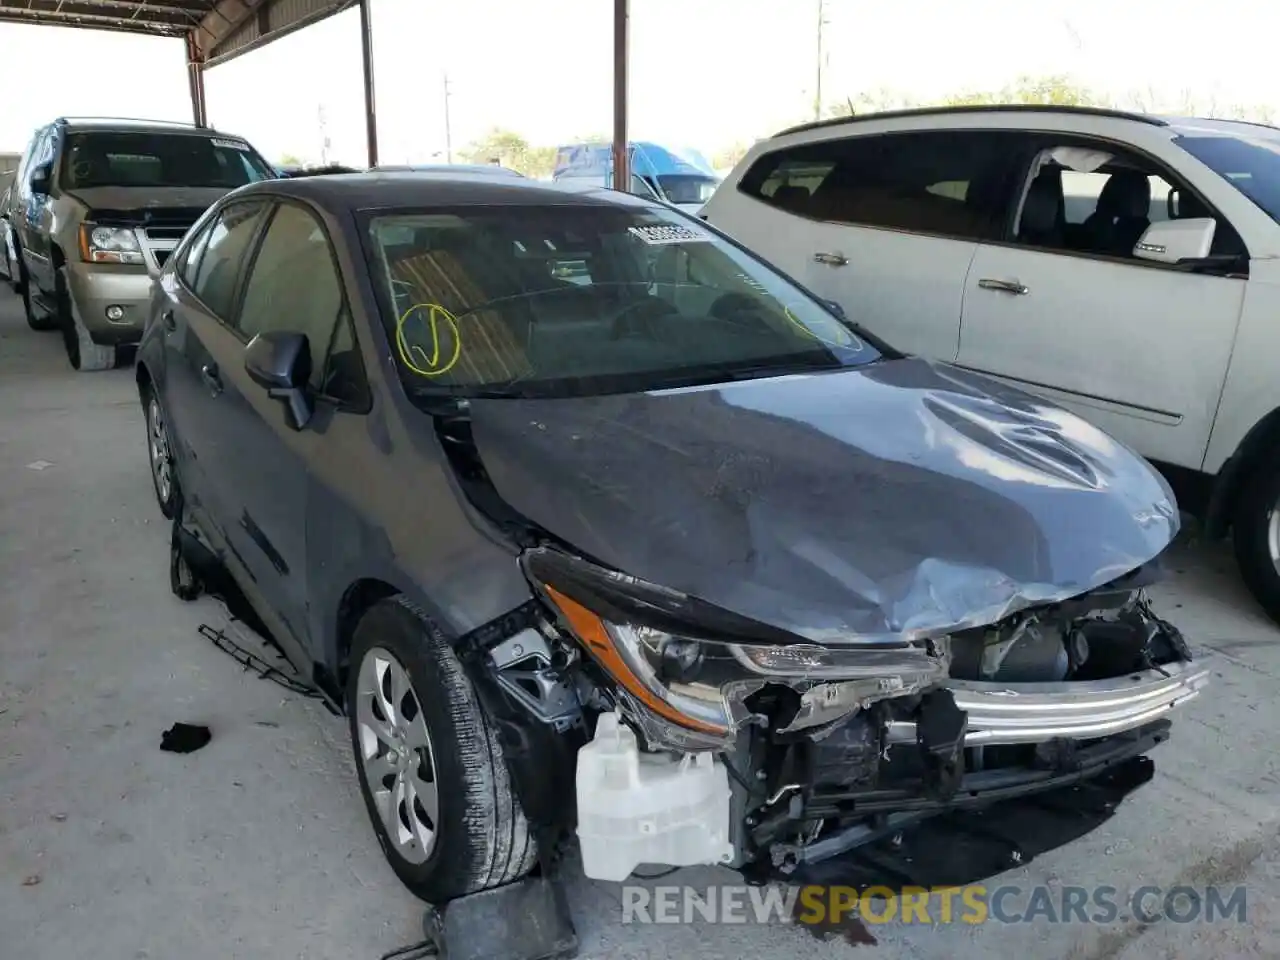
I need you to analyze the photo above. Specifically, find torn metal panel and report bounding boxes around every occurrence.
[471,358,1179,645]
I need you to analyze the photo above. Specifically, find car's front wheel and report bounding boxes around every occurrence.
[347,597,537,902]
[1233,457,1280,626]
[55,268,116,372]
[21,264,55,332]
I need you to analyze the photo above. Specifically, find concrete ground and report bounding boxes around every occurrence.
[1,285,1278,960]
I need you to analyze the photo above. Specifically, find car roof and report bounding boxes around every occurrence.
[375,163,524,176]
[1158,116,1280,140]
[240,171,651,212]
[54,117,242,139]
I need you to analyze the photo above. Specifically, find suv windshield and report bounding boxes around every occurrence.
[364,204,881,400]
[1175,133,1280,225]
[60,131,274,190]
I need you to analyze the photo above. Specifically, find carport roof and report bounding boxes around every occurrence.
[0,0,214,37]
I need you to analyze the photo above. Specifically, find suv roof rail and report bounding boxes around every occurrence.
[774,104,1168,139]
[54,116,209,130]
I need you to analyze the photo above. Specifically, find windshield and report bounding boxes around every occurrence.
[1175,134,1280,225]
[363,204,881,400]
[60,131,275,190]
[657,174,719,205]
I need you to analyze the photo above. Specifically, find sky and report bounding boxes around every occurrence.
[0,0,1278,166]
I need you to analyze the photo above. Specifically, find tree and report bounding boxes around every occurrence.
[278,152,305,167]
[941,74,1099,108]
[456,128,558,178]
[712,141,751,171]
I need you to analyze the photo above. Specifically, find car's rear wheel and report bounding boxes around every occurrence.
[1233,457,1280,626]
[347,597,537,902]
[55,268,115,372]
[144,386,178,519]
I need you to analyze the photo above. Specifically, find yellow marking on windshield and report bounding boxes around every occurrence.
[396,302,462,377]
[784,304,861,350]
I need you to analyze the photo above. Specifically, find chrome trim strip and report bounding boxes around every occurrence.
[885,659,1210,746]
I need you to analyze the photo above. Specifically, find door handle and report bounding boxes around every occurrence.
[978,278,1030,295]
[813,251,849,267]
[161,310,176,332]
[200,363,222,395]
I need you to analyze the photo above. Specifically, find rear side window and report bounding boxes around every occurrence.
[738,130,1028,241]
[190,202,267,318]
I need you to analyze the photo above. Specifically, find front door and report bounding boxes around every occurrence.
[956,139,1248,471]
[195,199,353,655]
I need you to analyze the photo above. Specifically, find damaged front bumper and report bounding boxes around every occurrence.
[471,549,1207,884]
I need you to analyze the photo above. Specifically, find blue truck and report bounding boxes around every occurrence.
[551,141,721,213]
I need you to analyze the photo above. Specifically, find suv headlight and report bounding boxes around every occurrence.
[79,224,143,265]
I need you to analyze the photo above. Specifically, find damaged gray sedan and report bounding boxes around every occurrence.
[135,171,1208,901]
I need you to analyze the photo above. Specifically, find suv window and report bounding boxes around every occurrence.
[236,203,360,399]
[191,202,268,318]
[1011,141,1246,261]
[60,131,274,190]
[738,131,1027,240]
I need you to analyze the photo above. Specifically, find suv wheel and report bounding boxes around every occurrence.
[144,386,178,519]
[21,265,56,332]
[55,268,115,372]
[1233,457,1280,626]
[347,597,537,902]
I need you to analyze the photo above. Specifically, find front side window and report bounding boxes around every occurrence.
[60,131,274,190]
[657,174,719,205]
[190,202,268,318]
[1175,133,1280,226]
[236,203,349,395]
[739,131,1026,240]
[363,203,882,401]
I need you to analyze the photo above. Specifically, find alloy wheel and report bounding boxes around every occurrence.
[356,647,440,864]
[148,396,173,507]
[1268,500,1280,575]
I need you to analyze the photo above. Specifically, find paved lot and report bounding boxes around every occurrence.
[1,286,1278,959]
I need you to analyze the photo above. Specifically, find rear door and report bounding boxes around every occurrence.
[194,199,356,653]
[710,130,1027,360]
[956,134,1249,470]
[163,199,271,526]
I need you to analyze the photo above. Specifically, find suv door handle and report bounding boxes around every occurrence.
[813,251,849,267]
[978,278,1030,295]
[200,363,222,395]
[161,310,176,332]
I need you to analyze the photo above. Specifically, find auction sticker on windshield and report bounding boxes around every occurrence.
[211,138,250,151]
[628,224,711,245]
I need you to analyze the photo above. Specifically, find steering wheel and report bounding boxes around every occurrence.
[609,298,678,340]
[708,292,774,333]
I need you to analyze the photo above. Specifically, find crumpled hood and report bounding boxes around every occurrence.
[68,185,230,216]
[469,359,1179,644]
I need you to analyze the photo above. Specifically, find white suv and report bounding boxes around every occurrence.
[702,105,1280,624]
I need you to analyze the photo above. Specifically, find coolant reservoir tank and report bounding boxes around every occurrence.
[575,711,734,882]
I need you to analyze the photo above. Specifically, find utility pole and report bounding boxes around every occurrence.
[814,0,827,121]
[317,105,331,166]
[443,72,454,163]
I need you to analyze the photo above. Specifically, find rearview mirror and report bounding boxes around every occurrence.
[1133,217,1215,265]
[29,163,51,195]
[245,330,313,430]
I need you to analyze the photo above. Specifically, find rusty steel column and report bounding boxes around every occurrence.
[359,0,379,167]
[185,32,208,127]
[611,0,629,191]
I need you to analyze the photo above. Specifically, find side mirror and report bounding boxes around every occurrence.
[29,163,51,195]
[1133,217,1215,265]
[245,330,313,430]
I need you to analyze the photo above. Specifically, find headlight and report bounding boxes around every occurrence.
[541,584,940,740]
[79,224,143,265]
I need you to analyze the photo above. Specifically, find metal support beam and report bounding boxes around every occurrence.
[358,0,378,167]
[185,31,209,127]
[612,0,629,191]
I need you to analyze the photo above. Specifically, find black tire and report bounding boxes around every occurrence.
[1233,456,1280,626]
[54,267,114,371]
[347,597,537,901]
[21,265,56,331]
[142,384,178,520]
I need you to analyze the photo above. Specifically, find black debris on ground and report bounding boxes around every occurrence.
[159,722,212,754]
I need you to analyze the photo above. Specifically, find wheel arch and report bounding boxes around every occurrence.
[1206,406,1280,538]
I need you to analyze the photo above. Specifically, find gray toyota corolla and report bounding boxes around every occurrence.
[135,172,1207,902]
